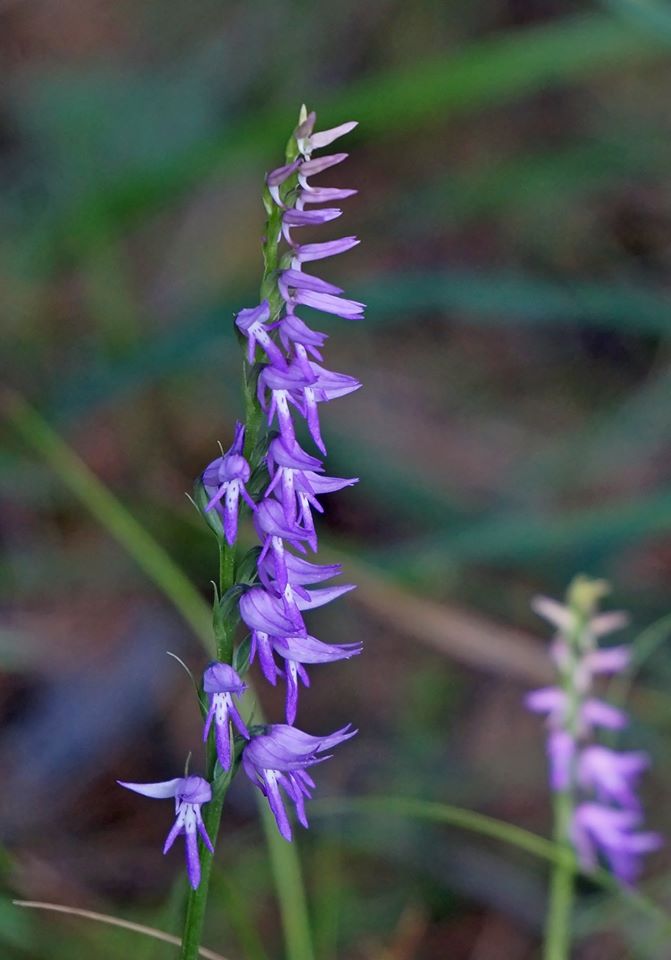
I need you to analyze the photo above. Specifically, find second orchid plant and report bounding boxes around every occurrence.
[527,576,661,959]
[118,106,362,959]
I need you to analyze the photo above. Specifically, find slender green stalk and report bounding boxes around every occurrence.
[543,790,575,960]
[179,782,230,960]
[179,537,237,960]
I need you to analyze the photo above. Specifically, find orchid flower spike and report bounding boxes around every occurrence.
[525,576,660,885]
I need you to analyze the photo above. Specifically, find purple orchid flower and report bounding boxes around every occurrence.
[202,663,250,771]
[525,687,628,734]
[235,300,287,368]
[279,268,365,322]
[265,435,358,532]
[572,803,662,886]
[242,723,356,840]
[577,747,649,809]
[118,776,213,889]
[257,362,316,447]
[274,312,328,363]
[201,422,256,546]
[254,498,314,588]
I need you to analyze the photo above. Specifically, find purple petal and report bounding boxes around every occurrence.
[240,587,296,636]
[203,663,247,696]
[293,288,365,320]
[295,584,356,610]
[266,160,301,187]
[531,596,574,632]
[308,121,358,150]
[272,633,363,664]
[280,269,343,296]
[583,698,628,730]
[118,778,182,799]
[299,153,348,178]
[283,208,342,227]
[184,826,201,889]
[300,188,357,204]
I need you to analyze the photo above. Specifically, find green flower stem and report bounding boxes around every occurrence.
[542,578,603,960]
[543,789,575,960]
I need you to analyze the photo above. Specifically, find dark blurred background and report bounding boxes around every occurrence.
[2,1,671,957]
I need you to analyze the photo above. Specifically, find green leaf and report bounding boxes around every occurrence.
[31,13,671,265]
[193,476,226,541]
[233,635,252,676]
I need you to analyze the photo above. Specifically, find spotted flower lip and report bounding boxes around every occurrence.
[202,663,250,771]
[242,723,356,840]
[117,776,213,889]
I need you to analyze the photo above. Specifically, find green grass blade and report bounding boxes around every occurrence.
[260,810,314,960]
[3,389,213,649]
[35,13,671,262]
[314,796,671,934]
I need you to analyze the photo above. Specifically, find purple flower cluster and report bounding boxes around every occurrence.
[526,589,661,885]
[119,111,361,886]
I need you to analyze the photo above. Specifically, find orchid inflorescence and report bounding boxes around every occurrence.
[119,107,361,889]
[526,576,661,886]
